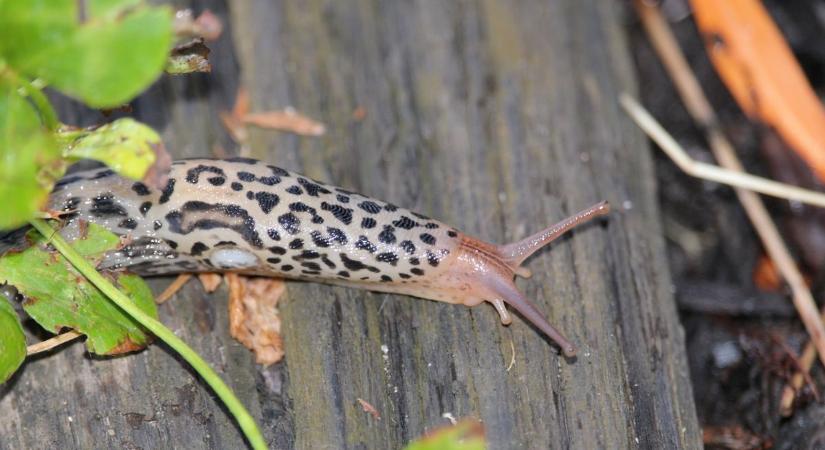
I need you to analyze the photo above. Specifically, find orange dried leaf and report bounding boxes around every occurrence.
[226,274,286,366]
[242,108,326,136]
[691,0,825,183]
[753,255,781,292]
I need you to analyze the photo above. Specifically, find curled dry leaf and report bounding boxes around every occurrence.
[242,108,326,137]
[225,274,285,366]
[220,87,250,143]
[197,273,223,293]
[357,398,381,421]
[167,38,211,75]
[691,0,825,183]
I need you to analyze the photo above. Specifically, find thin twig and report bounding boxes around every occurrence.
[619,96,825,209]
[26,330,83,355]
[632,0,825,377]
[155,273,192,304]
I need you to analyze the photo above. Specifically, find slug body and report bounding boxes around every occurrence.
[47,158,609,356]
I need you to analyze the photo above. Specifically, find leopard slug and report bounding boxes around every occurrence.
[47,157,609,356]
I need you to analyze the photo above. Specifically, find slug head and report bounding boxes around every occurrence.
[448,202,609,357]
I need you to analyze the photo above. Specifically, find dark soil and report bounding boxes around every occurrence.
[628,1,825,448]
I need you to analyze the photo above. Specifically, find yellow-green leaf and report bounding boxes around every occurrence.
[61,118,160,180]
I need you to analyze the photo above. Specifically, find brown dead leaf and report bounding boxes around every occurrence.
[225,274,286,366]
[242,108,326,136]
[167,38,212,74]
[356,398,381,421]
[352,106,367,121]
[141,141,172,190]
[691,0,825,183]
[197,273,223,293]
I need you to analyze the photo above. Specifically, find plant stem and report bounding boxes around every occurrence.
[29,219,267,450]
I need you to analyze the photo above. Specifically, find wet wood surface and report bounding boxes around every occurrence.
[0,1,701,448]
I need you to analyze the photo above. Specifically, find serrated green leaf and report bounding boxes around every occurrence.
[0,296,26,383]
[404,420,486,450]
[61,118,159,180]
[0,0,173,107]
[0,76,61,229]
[0,223,158,355]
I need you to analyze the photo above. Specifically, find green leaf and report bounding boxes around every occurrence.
[0,295,26,383]
[0,224,159,355]
[61,118,159,180]
[0,75,61,229]
[404,420,486,450]
[0,0,173,107]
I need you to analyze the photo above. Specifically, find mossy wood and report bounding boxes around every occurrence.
[0,1,700,448]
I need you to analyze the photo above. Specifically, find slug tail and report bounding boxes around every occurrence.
[447,201,608,357]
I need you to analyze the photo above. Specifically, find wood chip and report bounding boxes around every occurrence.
[155,274,193,304]
[225,274,286,366]
[356,398,381,421]
[242,108,326,136]
[197,273,223,293]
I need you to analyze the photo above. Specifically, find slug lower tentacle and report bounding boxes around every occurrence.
[46,158,609,355]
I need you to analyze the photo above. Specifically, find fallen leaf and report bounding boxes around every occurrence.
[225,274,285,366]
[242,108,326,136]
[166,38,211,74]
[691,0,825,183]
[357,398,381,421]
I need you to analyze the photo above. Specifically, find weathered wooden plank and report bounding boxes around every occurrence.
[0,1,701,449]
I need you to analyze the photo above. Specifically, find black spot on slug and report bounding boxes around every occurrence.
[231,182,243,191]
[410,268,424,276]
[361,217,376,229]
[91,193,128,217]
[419,233,436,245]
[190,242,209,256]
[254,192,280,214]
[310,230,330,248]
[267,257,281,264]
[321,256,336,269]
[399,273,411,279]
[425,222,439,229]
[392,216,417,230]
[411,211,430,220]
[281,265,294,271]
[358,201,382,214]
[186,164,225,184]
[300,262,322,271]
[267,165,291,177]
[376,252,399,265]
[320,201,353,225]
[286,185,303,195]
[336,194,350,203]
[208,176,226,186]
[227,157,259,164]
[159,178,176,204]
[289,238,304,249]
[399,240,416,255]
[447,230,458,238]
[355,236,377,253]
[267,228,281,241]
[378,226,396,244]
[340,254,380,273]
[238,171,256,182]
[153,220,162,230]
[380,275,392,282]
[327,227,347,245]
[164,201,263,249]
[297,177,331,196]
[296,250,320,260]
[426,251,440,267]
[337,270,350,278]
[132,182,151,196]
[279,213,300,234]
[384,204,398,212]
[268,246,286,255]
[118,218,137,229]
[139,201,152,216]
[409,257,420,266]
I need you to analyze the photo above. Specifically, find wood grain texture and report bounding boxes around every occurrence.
[0,0,701,449]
